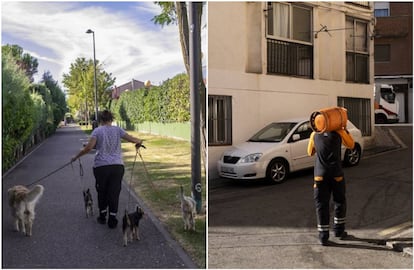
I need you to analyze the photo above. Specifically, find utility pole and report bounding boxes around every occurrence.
[189,2,202,214]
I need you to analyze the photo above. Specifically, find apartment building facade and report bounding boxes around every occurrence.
[208,2,375,179]
[374,2,413,123]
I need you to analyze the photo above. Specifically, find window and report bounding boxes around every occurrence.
[266,2,313,78]
[374,2,390,17]
[337,97,371,136]
[346,17,369,84]
[291,122,313,141]
[374,9,389,17]
[267,2,312,43]
[374,44,390,62]
[208,95,232,146]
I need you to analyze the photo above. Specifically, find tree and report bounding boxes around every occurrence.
[30,83,54,131]
[63,57,115,122]
[153,2,206,167]
[42,71,67,127]
[2,44,38,82]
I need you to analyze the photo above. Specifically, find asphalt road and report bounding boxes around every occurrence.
[208,125,413,268]
[2,125,196,268]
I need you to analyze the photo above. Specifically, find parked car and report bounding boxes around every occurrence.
[217,118,363,184]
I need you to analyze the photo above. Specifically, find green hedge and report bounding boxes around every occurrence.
[2,51,66,173]
[2,53,34,171]
[111,73,190,139]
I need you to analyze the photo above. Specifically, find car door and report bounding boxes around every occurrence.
[288,121,315,171]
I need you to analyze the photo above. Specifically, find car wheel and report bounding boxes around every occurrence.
[375,114,387,124]
[266,158,289,184]
[344,144,361,166]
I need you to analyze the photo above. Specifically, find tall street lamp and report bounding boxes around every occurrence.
[86,29,99,127]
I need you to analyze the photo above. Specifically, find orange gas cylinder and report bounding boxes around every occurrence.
[310,107,348,132]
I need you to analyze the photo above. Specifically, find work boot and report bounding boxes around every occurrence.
[335,230,348,239]
[319,232,329,246]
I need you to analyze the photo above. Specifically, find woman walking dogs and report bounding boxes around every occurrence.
[71,110,143,228]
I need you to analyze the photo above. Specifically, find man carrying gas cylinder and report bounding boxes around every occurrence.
[307,107,355,246]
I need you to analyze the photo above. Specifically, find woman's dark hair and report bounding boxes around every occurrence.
[99,110,113,123]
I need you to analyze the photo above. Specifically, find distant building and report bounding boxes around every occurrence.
[374,2,413,123]
[112,79,145,99]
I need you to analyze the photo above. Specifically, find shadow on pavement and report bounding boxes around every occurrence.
[327,233,412,252]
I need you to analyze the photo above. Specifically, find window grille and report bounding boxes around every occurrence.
[208,95,232,145]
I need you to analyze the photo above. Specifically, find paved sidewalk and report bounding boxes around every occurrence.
[366,125,413,257]
[2,125,197,268]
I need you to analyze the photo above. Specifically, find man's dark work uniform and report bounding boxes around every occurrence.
[308,123,354,246]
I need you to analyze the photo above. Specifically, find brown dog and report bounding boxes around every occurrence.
[8,185,44,236]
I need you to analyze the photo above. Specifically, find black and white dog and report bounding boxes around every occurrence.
[122,206,144,246]
[83,189,94,218]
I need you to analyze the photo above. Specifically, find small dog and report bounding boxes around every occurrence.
[122,206,144,246]
[180,185,196,231]
[8,184,44,237]
[83,188,94,218]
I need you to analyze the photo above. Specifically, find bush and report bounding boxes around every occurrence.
[2,53,35,171]
[111,73,190,126]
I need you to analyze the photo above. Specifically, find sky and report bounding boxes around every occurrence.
[1,1,204,89]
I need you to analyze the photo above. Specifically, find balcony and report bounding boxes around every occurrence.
[267,38,313,79]
[346,2,371,9]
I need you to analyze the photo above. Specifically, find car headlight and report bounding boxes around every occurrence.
[239,153,263,163]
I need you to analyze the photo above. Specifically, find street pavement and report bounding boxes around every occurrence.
[2,124,197,268]
[208,124,413,268]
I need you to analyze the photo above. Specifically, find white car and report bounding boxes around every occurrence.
[217,118,363,184]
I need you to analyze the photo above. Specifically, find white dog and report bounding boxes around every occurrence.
[180,186,196,231]
[8,185,44,237]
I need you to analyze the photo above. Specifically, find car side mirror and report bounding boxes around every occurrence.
[292,134,300,142]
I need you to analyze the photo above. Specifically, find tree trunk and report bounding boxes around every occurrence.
[176,2,206,170]
[175,2,190,75]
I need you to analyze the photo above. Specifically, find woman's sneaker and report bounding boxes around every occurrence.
[108,216,118,229]
[97,215,106,225]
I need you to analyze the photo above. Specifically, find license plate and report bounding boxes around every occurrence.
[221,166,234,173]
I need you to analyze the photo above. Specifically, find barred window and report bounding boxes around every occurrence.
[266,2,313,78]
[208,95,232,146]
[338,97,372,136]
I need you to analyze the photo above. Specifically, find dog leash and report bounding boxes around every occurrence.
[26,161,73,187]
[126,147,140,211]
[125,144,158,211]
[137,149,158,192]
[71,159,86,190]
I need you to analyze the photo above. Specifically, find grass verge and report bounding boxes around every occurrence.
[122,131,206,268]
[81,126,206,267]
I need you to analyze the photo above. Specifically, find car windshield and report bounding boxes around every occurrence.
[248,122,297,142]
